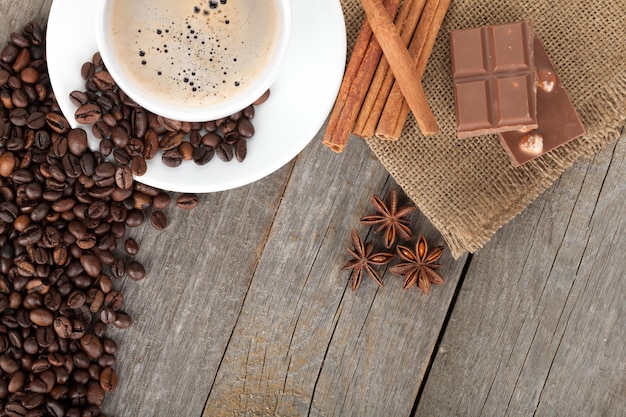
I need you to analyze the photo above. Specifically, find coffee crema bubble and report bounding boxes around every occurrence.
[107,0,278,108]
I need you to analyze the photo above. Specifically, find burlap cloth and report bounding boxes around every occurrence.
[338,0,626,258]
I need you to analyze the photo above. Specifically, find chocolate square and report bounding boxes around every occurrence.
[450,21,538,138]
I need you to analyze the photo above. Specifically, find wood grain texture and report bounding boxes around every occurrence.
[415,134,626,417]
[203,134,467,417]
[0,0,51,38]
[101,166,293,417]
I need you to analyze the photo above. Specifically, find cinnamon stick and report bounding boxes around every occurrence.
[353,0,427,138]
[321,13,375,152]
[376,0,451,140]
[359,0,439,136]
[322,0,400,153]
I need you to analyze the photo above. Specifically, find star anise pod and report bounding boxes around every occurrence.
[360,188,416,248]
[389,235,445,295]
[343,229,394,292]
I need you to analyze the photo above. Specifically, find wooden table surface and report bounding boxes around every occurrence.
[2,1,625,416]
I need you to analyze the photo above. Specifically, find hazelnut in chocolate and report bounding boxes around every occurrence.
[499,38,585,167]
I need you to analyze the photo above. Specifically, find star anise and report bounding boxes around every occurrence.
[360,188,416,248]
[343,229,394,292]
[389,235,445,295]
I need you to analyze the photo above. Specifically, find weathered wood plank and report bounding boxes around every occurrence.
[415,134,626,417]
[101,165,293,417]
[203,133,468,416]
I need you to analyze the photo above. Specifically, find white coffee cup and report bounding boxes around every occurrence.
[95,0,291,122]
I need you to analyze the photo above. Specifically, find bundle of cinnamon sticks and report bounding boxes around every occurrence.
[322,0,451,153]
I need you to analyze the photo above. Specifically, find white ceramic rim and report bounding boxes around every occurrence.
[94,0,292,122]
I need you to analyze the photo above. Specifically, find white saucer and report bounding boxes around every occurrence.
[46,0,346,193]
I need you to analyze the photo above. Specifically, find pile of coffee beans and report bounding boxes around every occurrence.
[71,55,269,171]
[1,21,198,416]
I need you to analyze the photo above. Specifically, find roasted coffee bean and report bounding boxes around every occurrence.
[100,308,116,325]
[79,152,96,176]
[132,191,152,210]
[79,253,101,278]
[150,210,167,230]
[23,21,44,45]
[45,112,70,134]
[132,109,148,138]
[134,182,159,196]
[0,151,17,176]
[5,401,27,416]
[124,238,139,256]
[26,111,46,129]
[66,290,86,309]
[61,154,81,178]
[189,129,202,147]
[12,48,31,73]
[80,334,103,359]
[159,130,184,150]
[223,131,240,145]
[112,148,130,165]
[125,209,145,227]
[222,120,237,135]
[156,115,182,132]
[92,71,116,91]
[34,130,50,149]
[110,186,133,202]
[69,90,89,107]
[29,308,54,327]
[20,66,39,84]
[142,128,159,159]
[176,193,199,210]
[1,43,19,63]
[162,148,182,168]
[95,161,116,178]
[235,139,247,162]
[201,132,221,147]
[192,145,214,166]
[152,192,171,209]
[178,141,194,161]
[129,156,147,176]
[110,125,129,148]
[110,258,125,280]
[0,68,9,85]
[243,105,255,119]
[215,142,234,162]
[99,138,113,156]
[114,165,133,189]
[112,311,131,329]
[9,107,28,126]
[92,120,110,141]
[80,62,95,80]
[67,128,88,156]
[126,137,144,157]
[126,262,146,281]
[99,366,117,392]
[74,103,102,124]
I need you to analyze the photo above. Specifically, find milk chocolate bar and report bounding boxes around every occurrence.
[499,38,585,167]
[450,21,538,138]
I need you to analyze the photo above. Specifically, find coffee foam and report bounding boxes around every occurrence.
[108,0,278,109]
